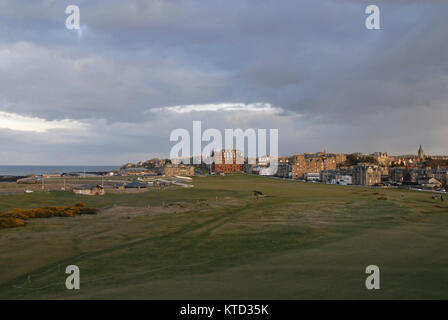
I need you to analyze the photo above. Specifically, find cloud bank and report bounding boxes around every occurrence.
[0,0,447,164]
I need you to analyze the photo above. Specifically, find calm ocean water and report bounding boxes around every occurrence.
[0,166,120,176]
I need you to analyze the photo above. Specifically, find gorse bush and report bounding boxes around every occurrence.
[0,203,99,229]
[0,217,26,229]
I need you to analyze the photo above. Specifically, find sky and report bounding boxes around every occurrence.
[0,0,447,165]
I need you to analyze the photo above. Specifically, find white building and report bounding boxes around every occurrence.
[338,175,352,185]
[304,172,320,181]
[73,185,105,196]
[257,155,271,167]
[259,164,278,176]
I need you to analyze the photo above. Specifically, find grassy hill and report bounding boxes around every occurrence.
[0,174,447,299]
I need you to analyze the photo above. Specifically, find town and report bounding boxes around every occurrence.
[2,144,446,196]
[119,145,448,192]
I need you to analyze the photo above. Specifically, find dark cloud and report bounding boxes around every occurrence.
[0,0,447,164]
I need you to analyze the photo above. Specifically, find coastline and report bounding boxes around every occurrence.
[0,165,119,179]
[0,172,114,183]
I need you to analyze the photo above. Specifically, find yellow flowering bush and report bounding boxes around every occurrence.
[0,217,26,228]
[0,203,98,229]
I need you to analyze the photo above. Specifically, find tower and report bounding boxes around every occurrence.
[418,144,424,161]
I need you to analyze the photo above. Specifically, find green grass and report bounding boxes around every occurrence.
[0,174,447,299]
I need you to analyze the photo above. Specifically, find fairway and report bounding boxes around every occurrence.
[0,174,447,299]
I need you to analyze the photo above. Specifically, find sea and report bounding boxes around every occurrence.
[0,166,120,176]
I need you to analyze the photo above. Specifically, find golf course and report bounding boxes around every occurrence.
[0,174,447,299]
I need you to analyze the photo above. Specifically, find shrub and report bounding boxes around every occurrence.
[0,217,26,228]
[0,203,99,229]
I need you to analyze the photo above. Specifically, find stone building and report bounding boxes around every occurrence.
[418,177,442,189]
[163,164,195,177]
[388,167,406,184]
[335,153,347,164]
[352,164,382,186]
[404,167,448,186]
[272,156,292,178]
[371,152,392,166]
[432,168,448,185]
[320,168,353,185]
[212,149,244,174]
[276,163,292,178]
[292,154,337,179]
[279,156,294,164]
[396,167,430,184]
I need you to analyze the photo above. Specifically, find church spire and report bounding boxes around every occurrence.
[418,144,424,160]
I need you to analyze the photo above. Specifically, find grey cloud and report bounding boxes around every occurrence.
[0,0,447,163]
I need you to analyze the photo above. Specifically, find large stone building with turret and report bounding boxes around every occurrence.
[212,149,244,174]
[292,151,345,179]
